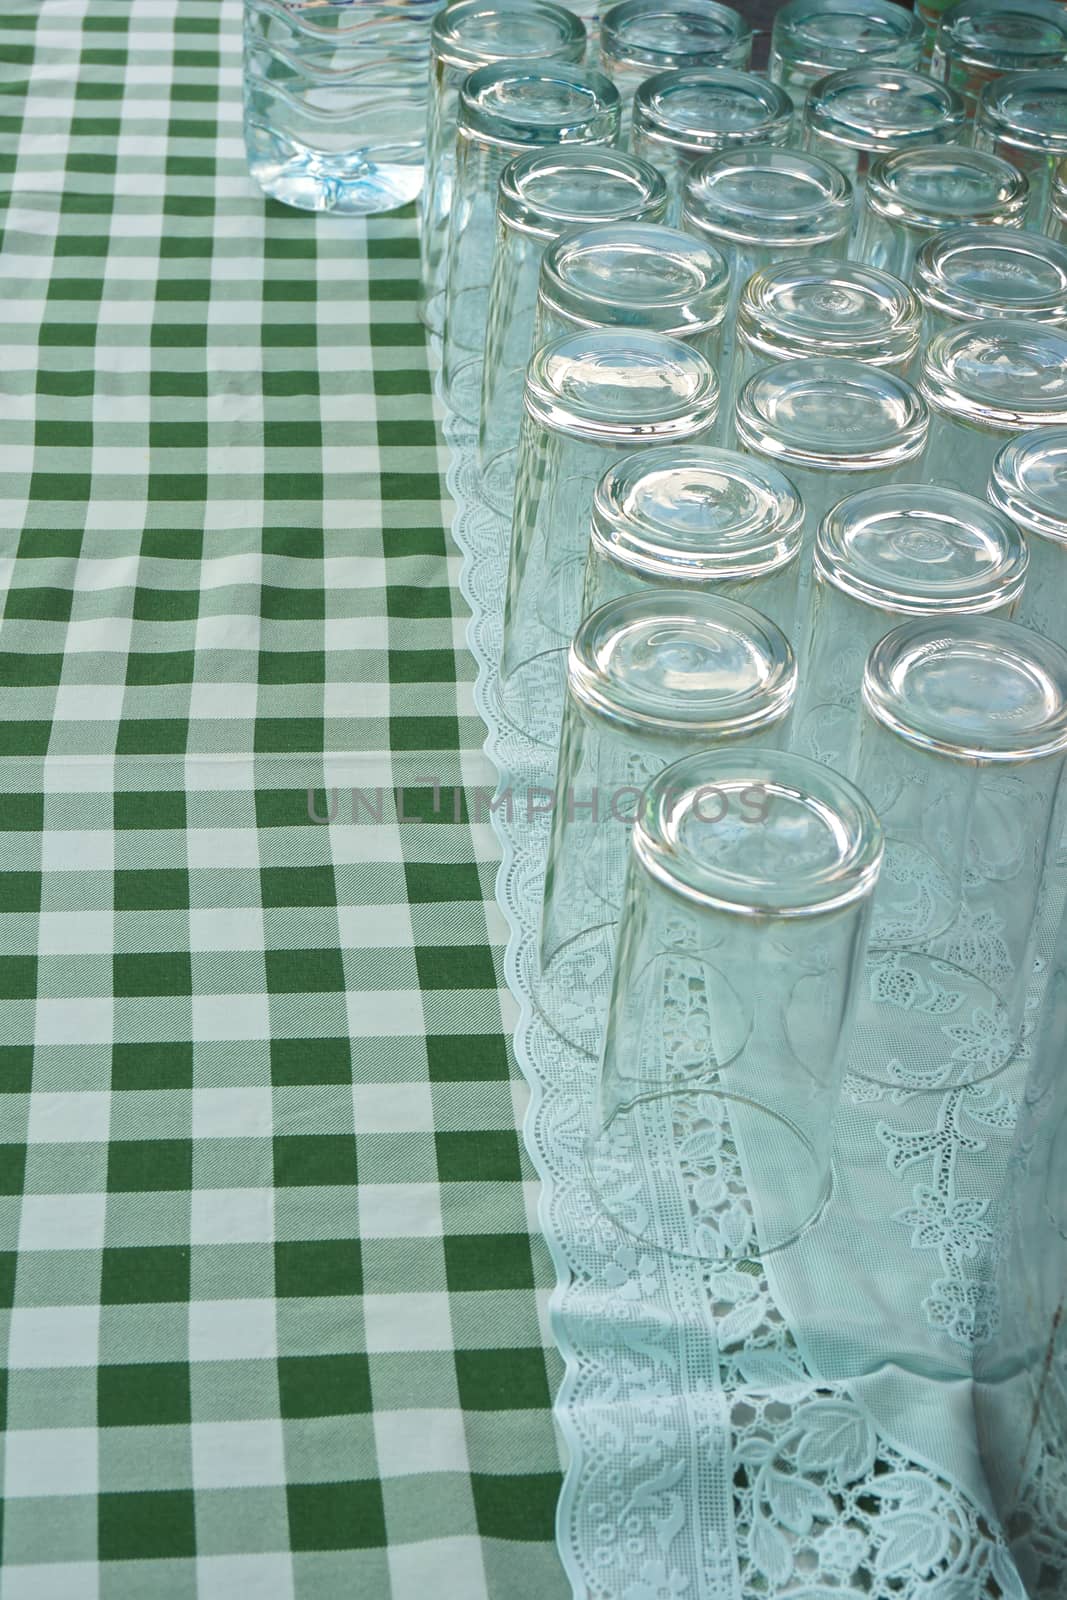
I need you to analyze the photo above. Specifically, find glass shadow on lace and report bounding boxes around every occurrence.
[848,617,1067,1092]
[418,0,587,335]
[499,329,719,750]
[581,444,804,639]
[589,748,883,1263]
[441,62,620,422]
[477,150,669,514]
[790,483,1027,773]
[537,592,796,1059]
[988,427,1067,646]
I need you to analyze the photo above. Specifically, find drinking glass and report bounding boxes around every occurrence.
[1051,156,1067,240]
[769,0,923,106]
[681,147,853,373]
[500,330,720,747]
[599,0,752,111]
[988,427,1067,644]
[631,68,794,224]
[419,0,587,334]
[589,747,883,1262]
[803,67,966,204]
[442,63,620,421]
[849,616,1067,1089]
[975,69,1067,228]
[728,258,920,435]
[920,319,1067,497]
[582,445,804,636]
[243,0,440,214]
[791,483,1027,768]
[538,592,796,1057]
[852,147,1028,282]
[477,151,668,508]
[931,0,1067,119]
[734,356,929,553]
[912,225,1067,340]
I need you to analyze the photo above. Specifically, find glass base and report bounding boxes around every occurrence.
[479,448,518,518]
[247,146,423,216]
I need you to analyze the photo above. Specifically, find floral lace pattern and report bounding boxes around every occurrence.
[440,394,1030,1596]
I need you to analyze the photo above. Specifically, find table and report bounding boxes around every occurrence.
[0,4,568,1595]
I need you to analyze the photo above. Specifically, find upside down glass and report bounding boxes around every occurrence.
[912,226,1067,341]
[599,0,753,109]
[500,330,720,748]
[848,616,1067,1090]
[589,748,883,1262]
[442,63,620,421]
[631,68,794,224]
[769,0,924,105]
[419,0,587,334]
[920,319,1067,497]
[931,0,1067,118]
[538,592,797,1057]
[988,427,1067,645]
[852,147,1028,282]
[803,67,966,204]
[791,483,1027,769]
[975,69,1067,228]
[582,445,804,636]
[477,151,669,509]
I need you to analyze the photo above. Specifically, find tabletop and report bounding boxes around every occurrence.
[0,3,568,1596]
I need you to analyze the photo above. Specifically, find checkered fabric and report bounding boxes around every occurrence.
[0,3,566,1597]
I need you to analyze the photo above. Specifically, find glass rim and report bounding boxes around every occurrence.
[681,147,852,249]
[633,67,793,159]
[734,356,928,472]
[632,748,884,918]
[457,63,620,152]
[567,591,797,737]
[864,146,1030,233]
[771,0,923,74]
[538,222,730,337]
[497,149,668,241]
[523,328,720,443]
[920,317,1067,430]
[989,426,1067,547]
[937,0,1067,75]
[804,66,966,154]
[863,616,1067,763]
[815,483,1028,615]
[977,68,1067,155]
[600,0,752,71]
[590,445,804,582]
[737,257,921,369]
[912,225,1067,324]
[431,0,586,72]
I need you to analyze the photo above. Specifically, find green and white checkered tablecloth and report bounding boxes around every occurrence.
[0,3,568,1595]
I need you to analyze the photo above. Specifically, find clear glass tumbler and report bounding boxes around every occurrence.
[729,258,921,435]
[975,69,1067,228]
[920,319,1067,497]
[477,151,669,508]
[442,63,620,421]
[500,330,720,747]
[680,147,853,374]
[791,483,1027,768]
[243,0,441,214]
[769,0,924,107]
[734,356,929,554]
[803,68,966,197]
[589,747,883,1262]
[852,147,1028,282]
[931,0,1067,119]
[1051,155,1067,240]
[849,616,1067,1090]
[538,591,797,1058]
[599,0,753,110]
[631,68,794,224]
[419,0,587,335]
[582,444,804,637]
[988,427,1067,644]
[912,225,1067,341]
